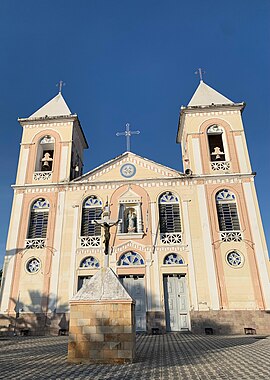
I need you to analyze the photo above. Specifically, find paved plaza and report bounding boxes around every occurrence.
[0,333,270,379]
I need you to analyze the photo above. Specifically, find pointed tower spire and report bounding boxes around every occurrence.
[188,81,233,107]
[29,92,71,118]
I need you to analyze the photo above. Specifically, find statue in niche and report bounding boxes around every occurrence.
[127,209,137,233]
[41,152,53,171]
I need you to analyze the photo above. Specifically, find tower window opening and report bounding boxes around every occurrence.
[207,125,226,162]
[35,135,55,172]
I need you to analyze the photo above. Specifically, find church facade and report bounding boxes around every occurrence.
[1,80,270,335]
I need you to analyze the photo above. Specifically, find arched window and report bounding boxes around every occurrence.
[216,189,240,231]
[27,198,50,239]
[158,192,182,244]
[80,256,100,268]
[117,251,145,266]
[207,125,226,162]
[35,135,55,172]
[164,253,184,265]
[81,196,102,237]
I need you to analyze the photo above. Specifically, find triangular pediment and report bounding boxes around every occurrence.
[119,187,141,203]
[74,152,182,183]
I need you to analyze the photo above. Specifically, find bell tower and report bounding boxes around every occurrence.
[176,79,270,312]
[177,80,251,176]
[16,90,88,186]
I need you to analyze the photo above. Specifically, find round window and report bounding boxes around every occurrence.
[26,258,41,273]
[226,251,243,267]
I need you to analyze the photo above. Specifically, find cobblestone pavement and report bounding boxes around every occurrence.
[0,333,270,379]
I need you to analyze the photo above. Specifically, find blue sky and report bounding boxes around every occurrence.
[0,0,269,265]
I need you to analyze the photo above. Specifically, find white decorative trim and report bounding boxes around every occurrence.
[182,201,198,310]
[33,171,52,181]
[113,240,152,253]
[80,236,101,247]
[243,182,270,308]
[160,232,182,244]
[117,233,144,240]
[192,138,203,174]
[197,184,220,309]
[80,153,181,182]
[220,231,242,242]
[25,238,46,249]
[211,161,231,172]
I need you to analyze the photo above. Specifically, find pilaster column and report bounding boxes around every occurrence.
[69,204,79,300]
[150,201,161,309]
[182,200,198,310]
[137,202,143,233]
[48,191,65,312]
[197,184,220,310]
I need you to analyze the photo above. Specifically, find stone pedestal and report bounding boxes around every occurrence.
[67,268,136,364]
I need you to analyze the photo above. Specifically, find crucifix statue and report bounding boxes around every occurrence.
[93,201,120,267]
[116,123,140,152]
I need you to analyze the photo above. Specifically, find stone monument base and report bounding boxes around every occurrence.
[67,268,136,364]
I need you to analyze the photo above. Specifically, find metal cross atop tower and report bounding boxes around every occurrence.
[195,68,206,82]
[116,123,140,152]
[56,80,65,93]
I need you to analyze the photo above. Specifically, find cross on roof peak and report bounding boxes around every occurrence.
[195,68,206,82]
[56,80,65,94]
[116,123,140,152]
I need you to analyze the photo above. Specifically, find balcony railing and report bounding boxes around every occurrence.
[220,231,242,242]
[33,171,52,181]
[25,238,46,249]
[80,236,102,248]
[160,232,182,244]
[211,161,231,172]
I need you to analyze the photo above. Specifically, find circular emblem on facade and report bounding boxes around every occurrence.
[226,251,243,268]
[26,258,41,274]
[120,163,136,178]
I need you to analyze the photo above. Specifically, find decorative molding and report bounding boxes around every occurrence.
[211,161,231,172]
[80,236,101,248]
[160,232,183,245]
[25,238,46,249]
[33,171,52,181]
[117,233,144,240]
[81,155,181,182]
[186,110,239,117]
[220,231,243,242]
